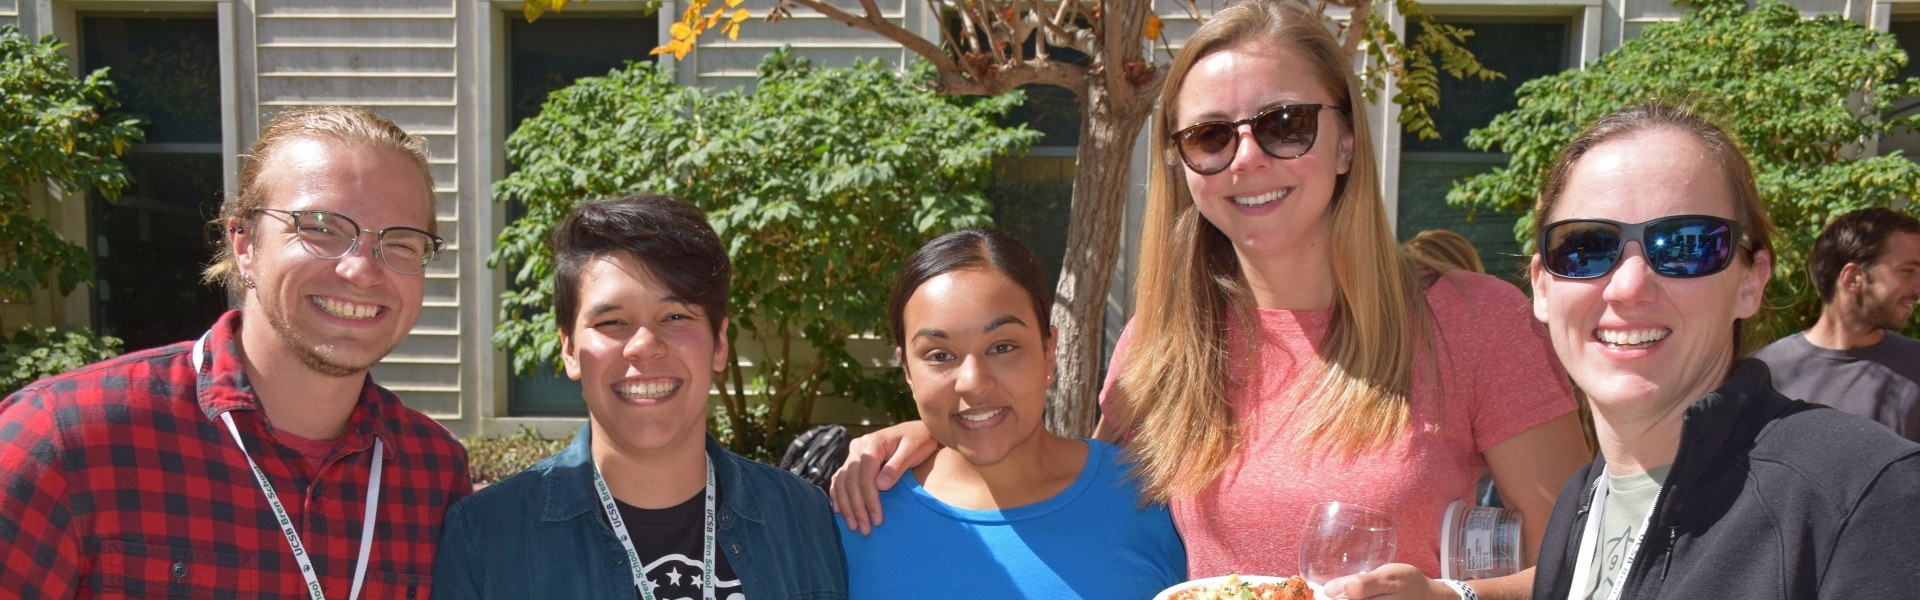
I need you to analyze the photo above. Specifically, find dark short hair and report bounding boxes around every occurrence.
[551,193,731,340]
[1809,207,1920,301]
[888,228,1052,351]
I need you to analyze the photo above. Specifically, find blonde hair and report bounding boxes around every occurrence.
[204,106,435,293]
[1403,229,1486,274]
[1108,0,1433,502]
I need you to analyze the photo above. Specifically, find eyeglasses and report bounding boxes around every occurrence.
[1171,103,1344,175]
[255,208,445,275]
[1538,215,1746,279]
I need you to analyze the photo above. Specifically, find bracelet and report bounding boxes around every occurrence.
[1436,579,1480,600]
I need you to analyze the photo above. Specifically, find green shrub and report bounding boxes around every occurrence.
[1449,0,1920,341]
[492,48,1037,459]
[1,26,143,302]
[463,427,574,485]
[0,325,122,396]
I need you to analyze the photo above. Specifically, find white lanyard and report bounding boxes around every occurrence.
[197,333,384,600]
[1566,474,1660,600]
[592,454,717,600]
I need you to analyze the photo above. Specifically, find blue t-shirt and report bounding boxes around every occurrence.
[838,439,1186,599]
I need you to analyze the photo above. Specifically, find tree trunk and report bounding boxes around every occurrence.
[1044,74,1156,438]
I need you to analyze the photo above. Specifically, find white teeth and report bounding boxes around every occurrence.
[1596,328,1670,347]
[959,408,1005,422]
[617,381,678,400]
[313,296,379,320]
[1232,188,1290,207]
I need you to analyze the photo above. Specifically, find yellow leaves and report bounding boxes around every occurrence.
[649,0,753,59]
[521,0,580,23]
[1145,14,1163,40]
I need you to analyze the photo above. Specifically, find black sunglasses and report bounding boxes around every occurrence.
[1171,103,1344,175]
[1538,215,1747,279]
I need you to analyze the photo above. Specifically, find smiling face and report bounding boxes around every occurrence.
[1854,232,1920,330]
[233,139,433,376]
[1530,128,1771,421]
[901,268,1057,467]
[561,252,728,456]
[1174,43,1353,260]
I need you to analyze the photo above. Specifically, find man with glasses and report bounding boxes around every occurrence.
[1755,207,1920,442]
[0,106,470,599]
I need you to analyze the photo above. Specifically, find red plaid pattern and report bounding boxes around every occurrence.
[0,310,471,599]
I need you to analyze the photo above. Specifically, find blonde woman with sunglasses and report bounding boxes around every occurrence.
[833,3,1590,599]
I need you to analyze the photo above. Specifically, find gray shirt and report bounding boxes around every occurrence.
[1752,331,1920,443]
[1582,466,1668,600]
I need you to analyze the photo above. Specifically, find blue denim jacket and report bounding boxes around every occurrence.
[431,427,848,599]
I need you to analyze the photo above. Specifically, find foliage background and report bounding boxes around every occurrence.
[0,325,123,396]
[492,49,1039,460]
[464,427,574,485]
[0,27,133,392]
[1448,0,1920,343]
[0,27,143,303]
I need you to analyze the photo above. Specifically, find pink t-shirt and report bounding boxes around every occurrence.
[1100,270,1576,579]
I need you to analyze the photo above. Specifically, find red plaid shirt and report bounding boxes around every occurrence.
[0,311,471,599]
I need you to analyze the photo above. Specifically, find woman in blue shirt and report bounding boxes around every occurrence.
[838,228,1186,599]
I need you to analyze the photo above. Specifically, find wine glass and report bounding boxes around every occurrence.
[1299,501,1398,585]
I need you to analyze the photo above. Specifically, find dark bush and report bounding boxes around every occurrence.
[463,427,573,485]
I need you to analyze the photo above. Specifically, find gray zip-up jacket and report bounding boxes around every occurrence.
[1533,360,1920,600]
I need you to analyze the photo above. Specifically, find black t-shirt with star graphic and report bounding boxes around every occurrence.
[613,486,745,600]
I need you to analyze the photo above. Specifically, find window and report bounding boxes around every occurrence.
[505,14,658,416]
[1396,19,1573,282]
[82,16,226,352]
[989,44,1088,297]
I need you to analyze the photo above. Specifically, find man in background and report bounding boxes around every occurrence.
[1755,207,1920,442]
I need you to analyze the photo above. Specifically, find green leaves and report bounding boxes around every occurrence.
[493,49,1038,456]
[0,27,143,302]
[1362,0,1505,141]
[1449,0,1920,341]
[0,325,123,396]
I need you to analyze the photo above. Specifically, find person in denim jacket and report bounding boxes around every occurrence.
[431,193,847,600]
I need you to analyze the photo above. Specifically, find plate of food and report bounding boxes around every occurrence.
[1153,573,1328,600]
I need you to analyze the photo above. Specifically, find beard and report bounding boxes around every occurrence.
[1854,271,1917,331]
[260,293,379,377]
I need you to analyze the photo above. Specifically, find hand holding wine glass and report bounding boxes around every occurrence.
[1300,501,1398,586]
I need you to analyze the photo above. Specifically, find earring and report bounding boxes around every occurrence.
[242,273,255,289]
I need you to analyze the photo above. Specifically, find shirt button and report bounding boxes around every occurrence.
[729,544,740,554]
[721,513,730,523]
[170,561,187,580]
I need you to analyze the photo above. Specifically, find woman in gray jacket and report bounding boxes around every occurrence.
[1525,101,1920,600]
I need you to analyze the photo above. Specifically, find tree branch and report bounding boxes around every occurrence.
[1097,0,1152,107]
[783,0,964,78]
[1342,0,1372,60]
[786,0,1087,96]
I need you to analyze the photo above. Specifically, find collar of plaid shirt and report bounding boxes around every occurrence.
[0,308,470,599]
[193,311,401,462]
